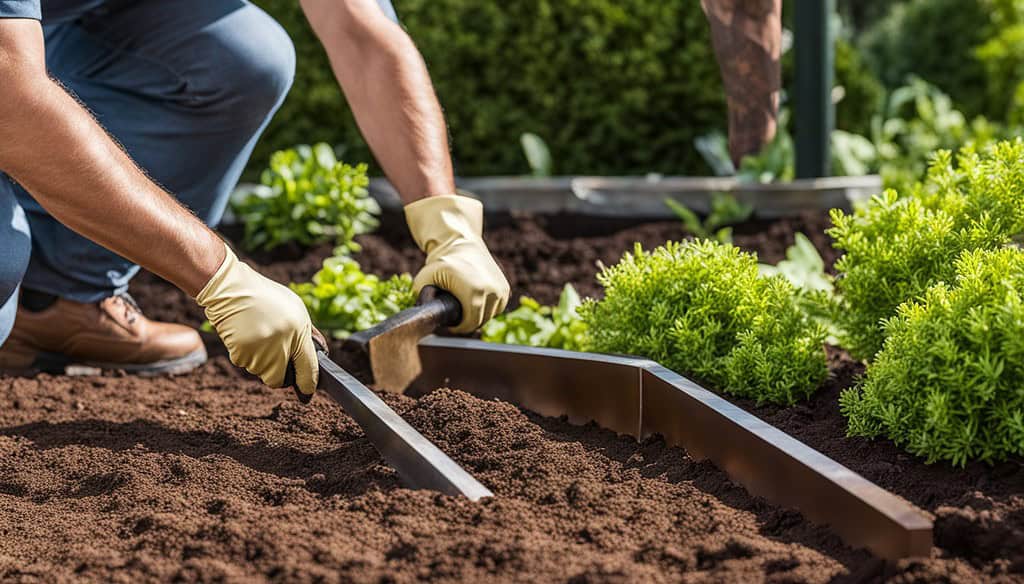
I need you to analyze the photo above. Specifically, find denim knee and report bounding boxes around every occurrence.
[192,6,296,125]
[0,198,31,341]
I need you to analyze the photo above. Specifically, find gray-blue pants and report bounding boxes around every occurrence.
[0,0,397,344]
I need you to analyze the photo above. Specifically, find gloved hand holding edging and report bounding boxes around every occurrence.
[196,242,321,397]
[405,195,510,334]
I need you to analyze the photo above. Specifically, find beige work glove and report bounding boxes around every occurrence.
[405,195,510,333]
[196,242,323,398]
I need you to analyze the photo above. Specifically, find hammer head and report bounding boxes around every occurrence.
[342,286,462,393]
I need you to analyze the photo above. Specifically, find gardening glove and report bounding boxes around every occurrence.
[196,242,324,398]
[405,194,510,334]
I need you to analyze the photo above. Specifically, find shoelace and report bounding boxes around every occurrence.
[114,292,142,324]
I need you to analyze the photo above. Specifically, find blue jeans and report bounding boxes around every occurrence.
[0,0,397,345]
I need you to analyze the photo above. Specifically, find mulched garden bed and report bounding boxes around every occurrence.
[0,211,1020,582]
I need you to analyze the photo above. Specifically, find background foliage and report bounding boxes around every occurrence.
[859,0,1024,122]
[251,0,883,178]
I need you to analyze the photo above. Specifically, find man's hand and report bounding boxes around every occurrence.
[196,243,324,396]
[405,195,509,333]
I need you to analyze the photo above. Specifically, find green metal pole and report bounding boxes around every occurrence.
[794,0,835,178]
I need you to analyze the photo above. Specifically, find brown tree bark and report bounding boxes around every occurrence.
[701,0,783,167]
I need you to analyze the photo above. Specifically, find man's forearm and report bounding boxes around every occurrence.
[301,0,455,203]
[0,19,223,297]
[701,0,782,166]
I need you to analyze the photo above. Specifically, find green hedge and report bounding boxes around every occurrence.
[251,0,882,177]
[859,0,1021,120]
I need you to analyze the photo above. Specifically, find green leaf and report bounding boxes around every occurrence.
[520,132,553,177]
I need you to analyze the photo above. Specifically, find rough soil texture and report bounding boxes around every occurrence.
[0,212,1018,582]
[0,365,869,583]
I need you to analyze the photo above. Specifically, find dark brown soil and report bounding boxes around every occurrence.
[0,211,1018,582]
[0,364,869,582]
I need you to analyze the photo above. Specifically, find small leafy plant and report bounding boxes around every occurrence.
[579,240,827,405]
[232,143,379,252]
[481,284,587,351]
[665,193,753,244]
[871,77,1005,192]
[290,254,415,338]
[758,233,833,295]
[760,233,839,343]
[841,247,1024,466]
[829,141,1024,359]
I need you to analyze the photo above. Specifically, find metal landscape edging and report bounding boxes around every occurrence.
[408,336,933,561]
[367,175,882,219]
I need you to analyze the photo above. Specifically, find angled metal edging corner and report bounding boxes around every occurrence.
[413,337,644,438]
[413,338,933,561]
[638,364,933,561]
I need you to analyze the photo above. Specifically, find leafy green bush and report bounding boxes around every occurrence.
[481,284,587,351]
[859,0,1024,124]
[253,0,724,177]
[252,0,882,177]
[870,78,1005,192]
[579,240,827,405]
[290,254,415,337]
[232,143,378,252]
[859,0,995,118]
[841,247,1024,466]
[829,141,1024,359]
[975,11,1024,125]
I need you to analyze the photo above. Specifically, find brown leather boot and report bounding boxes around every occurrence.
[0,293,206,376]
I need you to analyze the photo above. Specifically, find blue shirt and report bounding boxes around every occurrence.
[0,0,108,22]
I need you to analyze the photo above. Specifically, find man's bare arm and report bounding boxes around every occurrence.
[0,19,224,296]
[299,0,455,203]
[298,0,510,332]
[701,0,782,167]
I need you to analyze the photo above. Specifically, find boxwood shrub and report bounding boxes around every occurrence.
[579,240,827,405]
[829,141,1024,359]
[841,247,1024,466]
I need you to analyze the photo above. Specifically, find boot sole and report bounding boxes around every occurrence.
[24,347,208,377]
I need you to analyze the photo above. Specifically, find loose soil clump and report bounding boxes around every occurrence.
[0,212,1019,581]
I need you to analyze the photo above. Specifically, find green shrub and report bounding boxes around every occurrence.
[975,11,1024,125]
[859,0,994,118]
[829,141,1024,359]
[290,254,415,338]
[579,240,827,405]
[253,0,724,177]
[841,247,1024,466]
[481,284,588,351]
[252,0,881,177]
[859,0,1024,123]
[232,143,378,252]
